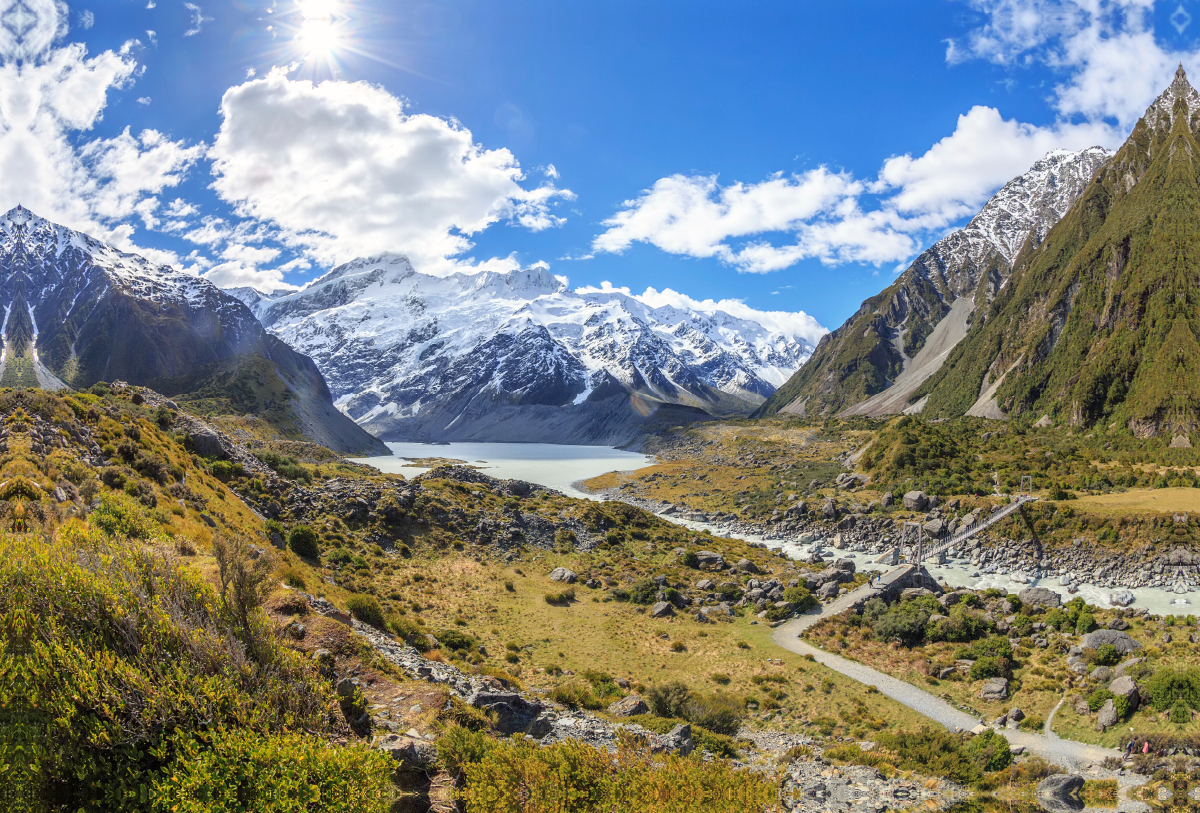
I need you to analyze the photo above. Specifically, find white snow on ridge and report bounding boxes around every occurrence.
[240,257,819,419]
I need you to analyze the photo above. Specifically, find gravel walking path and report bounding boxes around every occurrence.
[771,569,1123,773]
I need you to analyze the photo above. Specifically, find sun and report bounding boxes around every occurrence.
[295,0,347,59]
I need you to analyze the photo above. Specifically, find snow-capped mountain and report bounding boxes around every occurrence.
[757,145,1114,419]
[235,259,817,443]
[0,206,386,454]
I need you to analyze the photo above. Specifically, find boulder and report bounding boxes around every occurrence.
[1106,617,1129,631]
[467,690,554,737]
[695,579,715,591]
[1019,587,1062,609]
[939,591,970,608]
[188,426,226,459]
[833,557,856,574]
[880,492,894,508]
[818,580,841,599]
[607,695,649,717]
[736,558,761,574]
[1089,666,1112,682]
[980,678,1009,702]
[1008,707,1025,722]
[549,567,577,583]
[822,499,838,519]
[695,551,726,569]
[1113,657,1144,678]
[1109,675,1139,710]
[1096,698,1118,730]
[1036,775,1085,813]
[650,601,674,618]
[903,491,929,511]
[1109,589,1136,607]
[900,587,934,601]
[376,735,438,772]
[1080,629,1141,655]
[660,723,693,757]
[923,518,945,538]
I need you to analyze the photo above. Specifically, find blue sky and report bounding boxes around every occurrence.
[6,0,1200,338]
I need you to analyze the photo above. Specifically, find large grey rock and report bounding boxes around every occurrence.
[1109,589,1136,607]
[376,734,438,772]
[1113,657,1144,678]
[819,580,841,599]
[1081,629,1141,655]
[1096,698,1118,729]
[833,557,856,574]
[188,426,226,459]
[660,723,693,756]
[923,518,945,538]
[650,601,674,618]
[695,551,725,569]
[1109,675,1140,710]
[1089,666,1112,682]
[549,567,577,583]
[1037,775,1084,813]
[467,690,554,737]
[736,558,761,574]
[607,695,649,717]
[903,491,929,511]
[980,677,1009,702]
[1019,587,1062,609]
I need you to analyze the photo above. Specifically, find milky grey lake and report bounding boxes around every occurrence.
[347,442,654,500]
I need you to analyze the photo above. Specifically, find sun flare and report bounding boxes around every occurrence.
[296,0,346,58]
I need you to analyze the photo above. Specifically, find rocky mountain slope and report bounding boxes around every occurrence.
[235,260,815,443]
[0,207,386,454]
[914,67,1200,439]
[756,146,1112,419]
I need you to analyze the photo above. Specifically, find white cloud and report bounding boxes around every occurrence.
[0,40,200,257]
[79,10,95,29]
[948,1,1197,130]
[136,96,150,104]
[208,69,573,273]
[184,2,212,37]
[875,105,1118,222]
[592,168,916,272]
[573,281,827,345]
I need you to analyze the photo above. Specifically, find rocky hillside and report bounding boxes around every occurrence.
[233,260,815,443]
[0,207,385,455]
[756,147,1112,419]
[914,67,1200,438]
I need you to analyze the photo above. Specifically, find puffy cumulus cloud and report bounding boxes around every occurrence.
[591,169,913,272]
[208,69,573,274]
[0,41,201,255]
[948,0,1196,129]
[573,280,827,346]
[876,105,1119,222]
[591,109,1115,274]
[203,243,292,289]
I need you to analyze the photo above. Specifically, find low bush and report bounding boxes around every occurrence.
[345,594,386,629]
[440,725,776,811]
[90,491,153,538]
[1144,669,1200,712]
[544,588,576,606]
[287,525,320,559]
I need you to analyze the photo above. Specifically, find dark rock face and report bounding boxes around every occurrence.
[1081,629,1141,655]
[1037,775,1084,813]
[466,690,554,737]
[607,695,649,717]
[0,207,385,455]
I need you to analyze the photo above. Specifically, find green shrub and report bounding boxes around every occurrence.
[958,635,1014,661]
[1144,669,1200,712]
[962,728,1012,773]
[627,579,659,605]
[969,656,1012,681]
[287,525,320,559]
[645,681,693,719]
[90,492,153,538]
[1171,701,1192,724]
[1076,612,1097,635]
[1092,644,1121,666]
[436,628,479,653]
[927,605,987,643]
[544,588,575,606]
[781,585,819,612]
[872,603,931,646]
[679,550,700,568]
[1087,689,1114,712]
[345,594,386,629]
[548,682,603,710]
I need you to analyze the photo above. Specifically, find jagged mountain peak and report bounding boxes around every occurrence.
[1143,63,1200,130]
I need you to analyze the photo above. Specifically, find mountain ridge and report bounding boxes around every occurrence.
[0,207,387,455]
[755,145,1113,419]
[234,258,818,443]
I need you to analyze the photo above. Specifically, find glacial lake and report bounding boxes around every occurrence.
[347,442,654,500]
